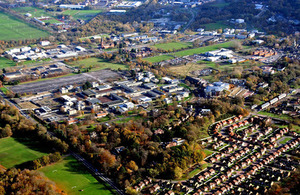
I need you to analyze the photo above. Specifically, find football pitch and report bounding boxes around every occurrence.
[40,156,116,195]
[0,11,49,40]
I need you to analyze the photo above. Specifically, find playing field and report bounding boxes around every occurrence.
[174,41,234,57]
[62,10,103,20]
[153,42,193,51]
[0,57,16,69]
[144,55,175,63]
[0,137,49,168]
[0,11,49,40]
[203,21,232,30]
[12,6,52,18]
[66,57,128,71]
[40,156,115,195]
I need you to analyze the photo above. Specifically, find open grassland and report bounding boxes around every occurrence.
[0,11,49,40]
[62,10,103,20]
[174,41,234,57]
[66,57,128,71]
[42,19,62,24]
[203,21,232,30]
[12,6,52,18]
[144,55,175,63]
[40,156,115,195]
[153,42,193,51]
[257,111,292,121]
[0,137,49,168]
[0,57,16,68]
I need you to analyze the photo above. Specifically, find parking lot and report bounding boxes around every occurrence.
[10,69,121,94]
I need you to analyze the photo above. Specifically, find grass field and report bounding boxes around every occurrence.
[0,57,16,68]
[257,111,292,121]
[153,42,193,51]
[0,137,49,168]
[42,19,62,24]
[144,55,175,63]
[210,2,230,8]
[174,41,234,57]
[0,11,49,40]
[40,156,115,195]
[279,137,293,145]
[12,6,52,18]
[67,57,128,71]
[203,21,232,30]
[62,10,103,20]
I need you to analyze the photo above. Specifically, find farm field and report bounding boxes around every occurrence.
[62,10,103,20]
[0,137,49,168]
[0,11,49,40]
[144,55,175,63]
[153,42,193,51]
[66,57,128,71]
[40,156,115,195]
[174,41,234,57]
[0,57,16,68]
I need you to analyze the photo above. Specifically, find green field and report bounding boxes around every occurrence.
[40,156,115,195]
[42,19,62,24]
[153,42,193,51]
[257,111,292,121]
[279,137,293,145]
[0,57,16,68]
[12,6,52,18]
[0,11,49,40]
[203,21,232,30]
[144,55,175,63]
[66,57,128,71]
[210,2,230,8]
[0,137,49,168]
[174,41,234,57]
[62,10,103,20]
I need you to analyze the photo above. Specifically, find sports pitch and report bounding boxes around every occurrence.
[0,137,49,168]
[40,156,115,195]
[0,11,49,40]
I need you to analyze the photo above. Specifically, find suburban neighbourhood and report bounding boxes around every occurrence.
[0,0,299,194]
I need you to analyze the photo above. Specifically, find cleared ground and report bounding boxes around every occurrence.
[10,69,121,93]
[0,11,49,40]
[153,42,193,51]
[40,156,115,195]
[0,137,49,168]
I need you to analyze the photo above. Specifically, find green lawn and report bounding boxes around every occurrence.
[203,21,232,30]
[62,10,103,20]
[144,55,175,63]
[66,57,128,71]
[0,137,49,168]
[204,149,214,157]
[279,137,293,145]
[40,156,115,195]
[0,11,49,40]
[153,42,192,51]
[12,6,52,18]
[0,57,16,68]
[210,2,230,8]
[174,41,234,57]
[257,111,292,121]
[43,19,62,24]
